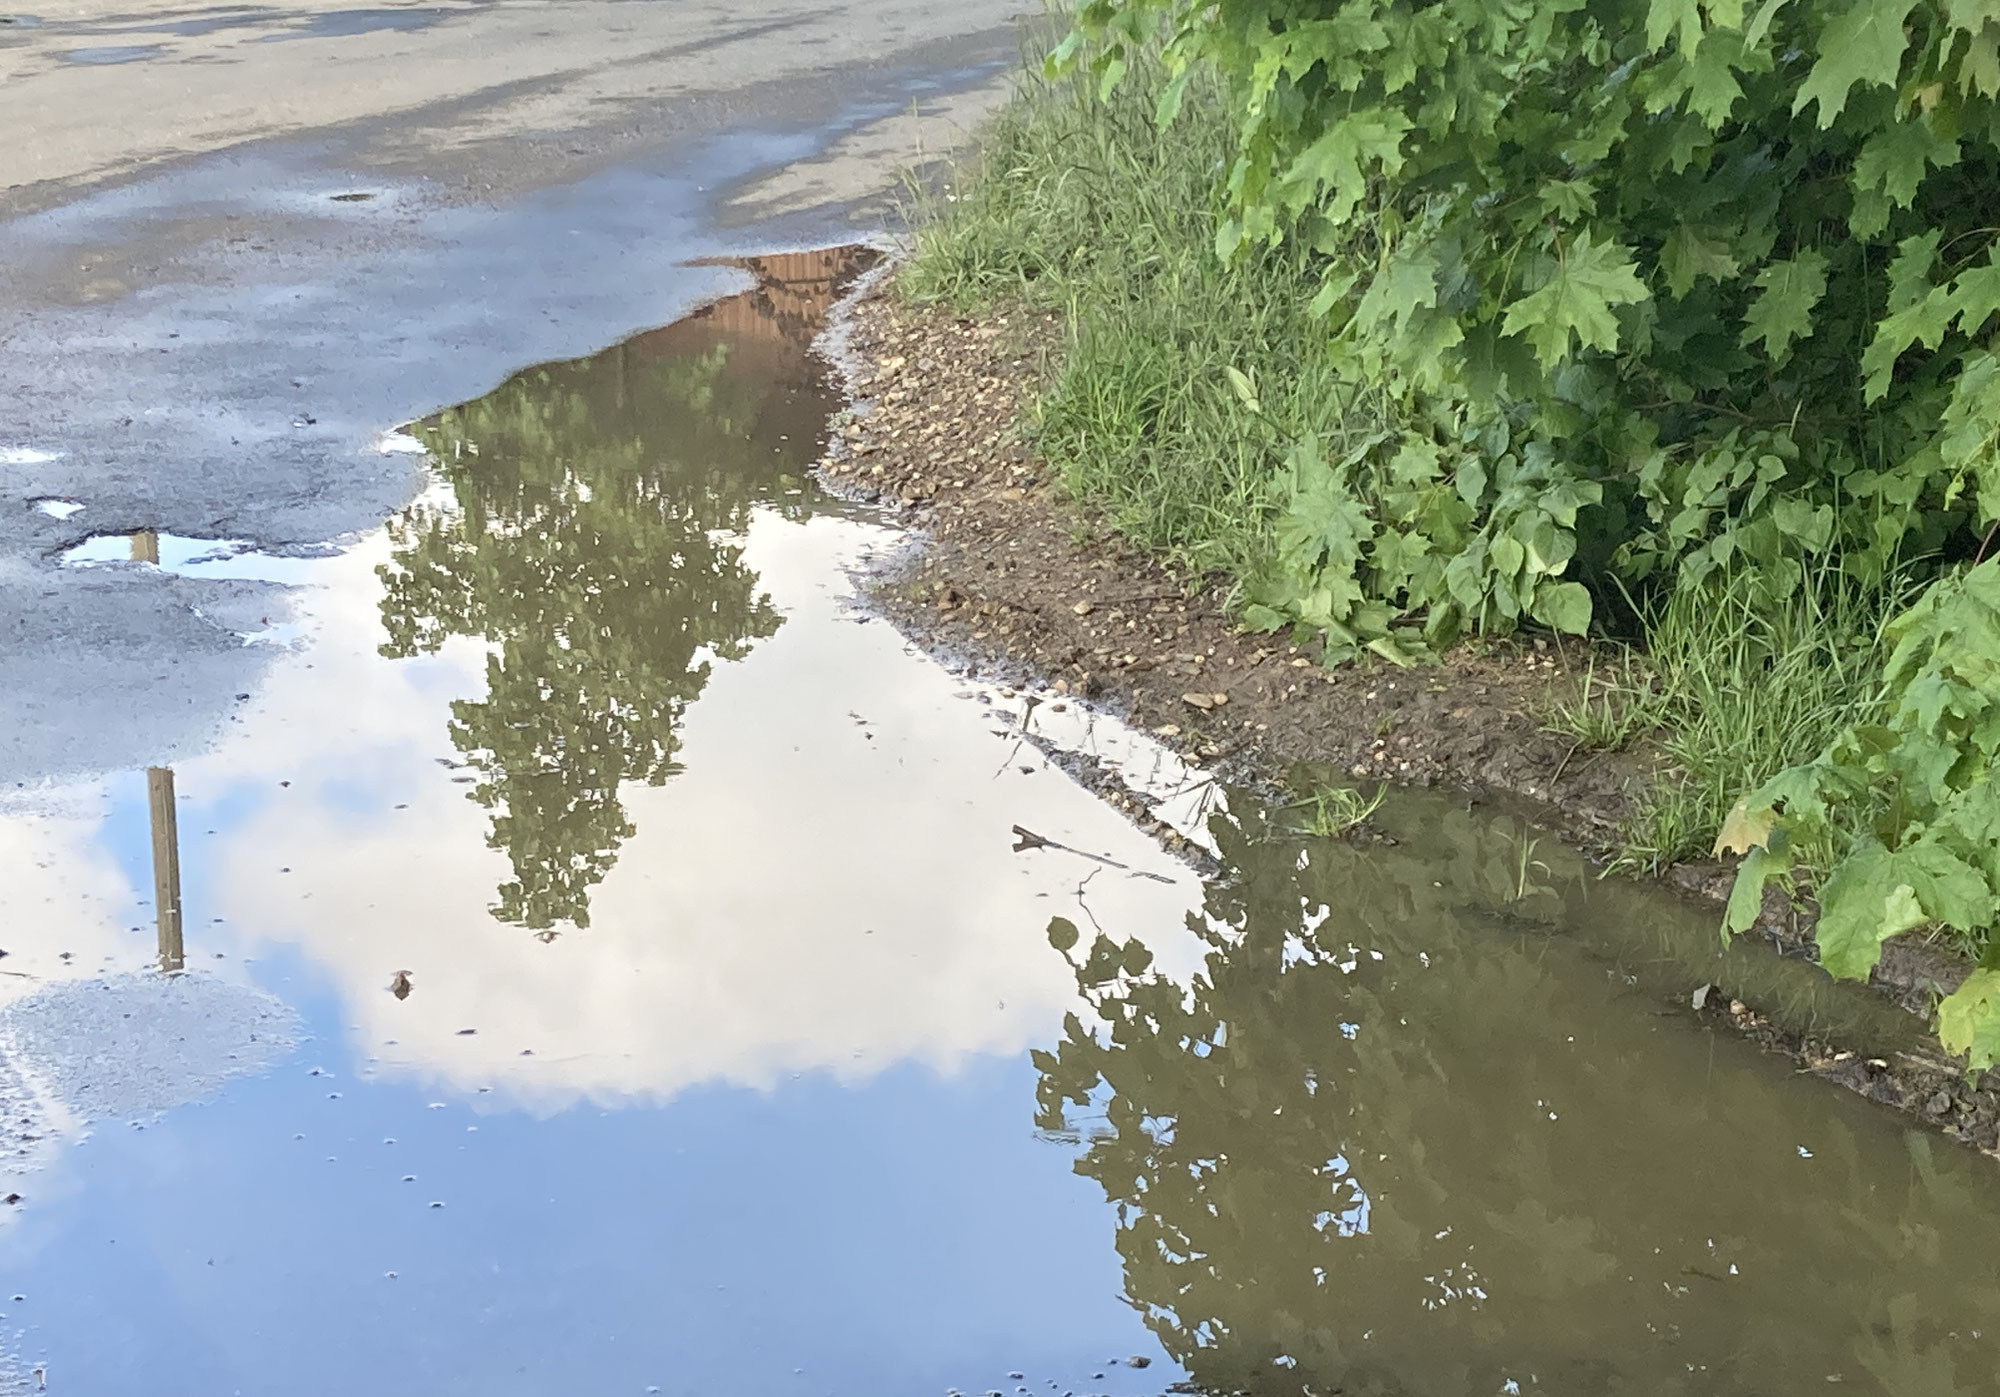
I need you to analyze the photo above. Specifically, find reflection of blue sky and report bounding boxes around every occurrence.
[6,942,1175,1394]
[1,510,1201,1390]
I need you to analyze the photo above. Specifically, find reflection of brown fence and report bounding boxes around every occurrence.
[688,246,881,347]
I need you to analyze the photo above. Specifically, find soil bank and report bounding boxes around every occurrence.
[814,268,2000,1159]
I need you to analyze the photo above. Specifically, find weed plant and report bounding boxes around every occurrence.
[1285,783,1386,839]
[901,52,1360,580]
[1617,571,1901,871]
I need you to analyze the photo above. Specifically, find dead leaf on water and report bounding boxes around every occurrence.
[389,970,413,1000]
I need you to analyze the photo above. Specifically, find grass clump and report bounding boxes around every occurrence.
[1284,783,1386,839]
[901,50,1359,580]
[1612,571,1900,871]
[904,38,1899,903]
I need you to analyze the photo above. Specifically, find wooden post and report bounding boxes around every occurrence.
[131,529,160,564]
[147,766,184,972]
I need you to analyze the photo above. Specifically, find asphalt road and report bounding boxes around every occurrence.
[0,0,1024,787]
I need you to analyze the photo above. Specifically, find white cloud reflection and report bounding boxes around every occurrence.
[129,511,1209,1112]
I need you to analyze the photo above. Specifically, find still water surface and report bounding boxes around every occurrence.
[2,249,1998,1396]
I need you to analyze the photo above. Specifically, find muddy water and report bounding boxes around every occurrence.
[2,250,1998,1395]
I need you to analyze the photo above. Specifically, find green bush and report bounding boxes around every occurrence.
[1049,0,2000,1060]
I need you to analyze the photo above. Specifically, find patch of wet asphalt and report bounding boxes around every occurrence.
[0,46,1012,790]
[0,245,1998,1395]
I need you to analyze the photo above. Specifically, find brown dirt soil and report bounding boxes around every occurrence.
[812,270,2000,1159]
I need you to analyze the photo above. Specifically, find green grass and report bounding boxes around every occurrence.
[1285,782,1387,838]
[1542,648,1656,754]
[904,35,1903,886]
[1605,570,1902,872]
[900,48,1364,580]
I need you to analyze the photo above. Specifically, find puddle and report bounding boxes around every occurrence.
[254,6,451,42]
[59,530,330,586]
[60,43,162,64]
[1044,792,2000,1392]
[29,500,82,520]
[3,246,1999,1394]
[0,447,62,466]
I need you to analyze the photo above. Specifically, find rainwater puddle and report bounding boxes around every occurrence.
[59,43,160,64]
[2,247,1997,1395]
[59,531,329,585]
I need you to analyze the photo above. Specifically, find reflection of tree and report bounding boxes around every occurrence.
[1037,799,2000,1396]
[377,248,875,934]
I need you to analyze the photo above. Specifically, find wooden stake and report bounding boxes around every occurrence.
[148,766,184,972]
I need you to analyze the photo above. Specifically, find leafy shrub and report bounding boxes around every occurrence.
[1055,0,2000,1058]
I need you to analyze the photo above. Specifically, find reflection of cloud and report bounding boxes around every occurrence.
[0,783,145,1010]
[181,513,1200,1112]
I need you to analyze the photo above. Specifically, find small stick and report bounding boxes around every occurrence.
[1011,825,1174,883]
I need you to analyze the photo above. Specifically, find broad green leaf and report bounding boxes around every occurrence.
[1241,602,1290,633]
[1743,0,1789,46]
[1740,249,1829,366]
[1962,23,2000,96]
[1500,233,1651,368]
[1725,845,1777,934]
[1814,843,1913,978]
[1224,365,1261,414]
[1886,229,1942,311]
[1850,115,1961,218]
[1530,579,1594,634]
[1686,33,1749,124]
[1660,222,1741,297]
[1863,286,1955,399]
[1938,969,2000,1070]
[1792,0,1919,128]
[1819,839,1994,978]
[1648,0,1703,50]
[1279,110,1412,224]
[1354,245,1441,340]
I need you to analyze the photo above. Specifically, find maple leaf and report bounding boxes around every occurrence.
[1714,796,1779,855]
[1793,0,1919,128]
[1850,114,1961,214]
[1939,969,2000,1071]
[1500,232,1650,368]
[1354,244,1441,340]
[1686,32,1751,125]
[1815,840,1994,979]
[1647,0,1703,51]
[1660,222,1740,297]
[1740,249,1829,366]
[1278,110,1411,224]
